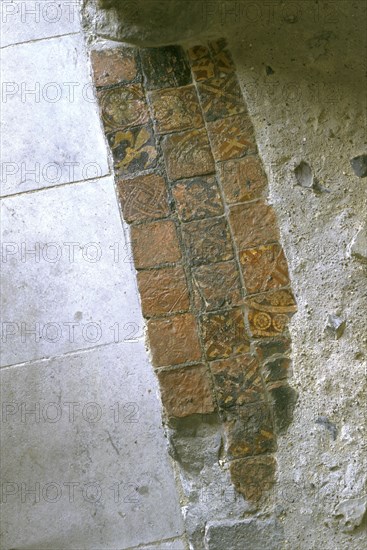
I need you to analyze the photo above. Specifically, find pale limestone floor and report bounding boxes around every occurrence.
[0,3,184,548]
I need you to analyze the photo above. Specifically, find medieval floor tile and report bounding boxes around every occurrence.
[137,266,190,317]
[189,48,216,81]
[99,84,150,132]
[140,45,191,90]
[192,260,242,311]
[158,364,215,417]
[230,456,276,502]
[254,338,291,362]
[263,357,291,383]
[91,47,139,88]
[171,175,223,221]
[162,128,215,180]
[225,402,276,458]
[229,201,279,250]
[197,74,245,121]
[149,85,203,134]
[181,217,234,266]
[201,308,250,360]
[207,114,257,161]
[117,173,170,223]
[246,289,297,338]
[147,314,202,367]
[210,354,265,409]
[218,156,268,204]
[131,220,181,269]
[107,124,158,176]
[240,243,291,294]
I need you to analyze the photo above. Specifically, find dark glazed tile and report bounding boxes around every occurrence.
[181,217,234,266]
[192,261,242,311]
[140,45,192,90]
[200,308,250,360]
[171,175,223,222]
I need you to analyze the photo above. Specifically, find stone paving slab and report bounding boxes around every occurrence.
[0,32,109,196]
[0,0,81,48]
[0,176,142,366]
[0,342,184,549]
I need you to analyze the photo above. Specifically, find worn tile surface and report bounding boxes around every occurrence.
[197,74,246,121]
[172,176,223,222]
[162,128,215,181]
[246,289,297,338]
[240,244,290,294]
[149,85,204,134]
[140,46,191,90]
[218,156,267,204]
[229,202,280,250]
[147,314,202,367]
[107,124,158,176]
[99,84,150,132]
[0,343,184,549]
[117,173,170,224]
[181,217,234,266]
[91,47,139,87]
[131,220,181,269]
[207,114,257,161]
[192,261,242,311]
[157,364,215,418]
[137,266,190,317]
[201,309,250,360]
[0,34,109,196]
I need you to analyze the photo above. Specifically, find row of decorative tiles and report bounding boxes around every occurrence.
[91,39,297,504]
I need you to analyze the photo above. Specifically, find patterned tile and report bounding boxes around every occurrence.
[200,308,250,360]
[116,173,170,223]
[246,289,297,338]
[107,125,158,176]
[207,114,257,161]
[229,201,279,250]
[171,175,223,221]
[148,85,203,134]
[213,49,235,75]
[181,217,234,266]
[240,243,290,294]
[225,403,276,458]
[187,45,210,61]
[210,354,265,409]
[91,47,139,88]
[192,260,242,311]
[218,156,267,204]
[190,54,215,82]
[197,74,245,121]
[140,45,191,90]
[99,84,150,132]
[161,128,215,181]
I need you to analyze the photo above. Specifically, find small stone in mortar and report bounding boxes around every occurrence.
[350,154,367,177]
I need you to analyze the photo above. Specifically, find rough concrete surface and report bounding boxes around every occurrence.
[82,0,367,549]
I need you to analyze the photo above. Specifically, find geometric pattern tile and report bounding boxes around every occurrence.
[246,289,297,338]
[240,243,290,294]
[207,114,257,161]
[99,84,150,132]
[201,308,250,360]
[117,173,170,223]
[197,74,245,121]
[148,85,204,134]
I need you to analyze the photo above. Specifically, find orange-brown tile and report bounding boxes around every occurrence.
[131,220,181,269]
[148,85,204,134]
[207,114,257,161]
[117,173,170,223]
[137,266,190,317]
[162,128,215,180]
[229,201,279,250]
[218,156,267,204]
[240,243,290,294]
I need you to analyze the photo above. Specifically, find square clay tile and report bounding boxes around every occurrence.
[147,313,202,367]
[217,156,268,204]
[245,289,297,338]
[225,403,276,459]
[207,114,257,161]
[148,85,204,134]
[188,46,216,82]
[107,125,158,176]
[197,74,245,121]
[98,84,150,132]
[192,260,242,311]
[140,45,192,90]
[230,456,276,502]
[200,308,250,360]
[229,201,279,250]
[187,45,210,61]
[137,266,190,317]
[171,175,223,222]
[181,217,234,266]
[131,220,181,269]
[210,354,265,410]
[91,47,139,88]
[161,128,215,181]
[157,364,215,417]
[117,173,170,223]
[239,243,291,295]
